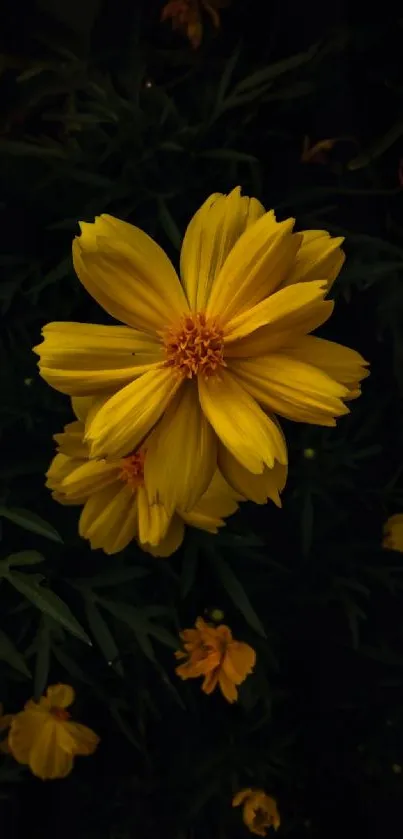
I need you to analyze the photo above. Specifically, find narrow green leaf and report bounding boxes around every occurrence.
[0,628,31,677]
[198,149,258,163]
[215,45,241,108]
[0,507,62,542]
[5,551,45,568]
[34,619,51,699]
[5,571,91,645]
[209,551,266,637]
[85,599,124,676]
[234,42,319,94]
[158,198,182,250]
[348,119,403,170]
[75,565,149,589]
[181,539,199,599]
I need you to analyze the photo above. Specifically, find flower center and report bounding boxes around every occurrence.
[254,808,270,829]
[163,312,225,379]
[50,707,70,722]
[119,451,145,491]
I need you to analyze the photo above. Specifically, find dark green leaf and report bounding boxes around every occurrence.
[34,619,51,699]
[158,198,182,249]
[85,599,124,676]
[0,507,62,542]
[75,565,149,588]
[0,552,44,575]
[209,551,266,637]
[0,628,30,677]
[5,571,91,645]
[181,537,199,599]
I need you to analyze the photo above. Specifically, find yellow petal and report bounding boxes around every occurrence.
[59,460,121,500]
[232,356,350,426]
[284,335,369,387]
[198,371,287,473]
[85,367,181,459]
[144,382,217,513]
[218,670,238,702]
[180,188,265,310]
[79,483,138,554]
[281,229,345,291]
[201,670,219,694]
[73,214,189,334]
[46,453,76,490]
[233,789,254,807]
[136,485,171,546]
[223,642,256,684]
[53,421,88,459]
[72,396,99,422]
[45,684,75,708]
[218,445,287,505]
[383,514,403,552]
[34,322,162,396]
[67,722,99,755]
[207,214,299,322]
[223,279,330,344]
[8,708,46,764]
[29,719,75,779]
[142,514,185,557]
[181,470,239,532]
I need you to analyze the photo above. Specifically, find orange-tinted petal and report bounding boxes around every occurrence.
[45,684,75,708]
[223,641,256,685]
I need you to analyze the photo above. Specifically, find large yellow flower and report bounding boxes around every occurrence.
[175,617,256,702]
[35,188,368,512]
[47,398,243,556]
[8,684,99,780]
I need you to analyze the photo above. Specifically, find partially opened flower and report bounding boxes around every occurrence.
[383,514,403,553]
[8,684,99,780]
[47,397,241,557]
[232,789,280,836]
[175,617,256,702]
[35,188,368,513]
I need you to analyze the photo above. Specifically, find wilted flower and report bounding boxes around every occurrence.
[175,617,256,702]
[232,788,280,836]
[383,513,403,552]
[35,189,368,513]
[8,684,99,780]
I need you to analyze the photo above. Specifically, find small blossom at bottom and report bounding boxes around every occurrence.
[383,514,403,552]
[8,684,99,780]
[175,617,256,703]
[232,789,280,836]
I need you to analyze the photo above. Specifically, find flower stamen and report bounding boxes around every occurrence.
[119,451,145,491]
[163,312,225,379]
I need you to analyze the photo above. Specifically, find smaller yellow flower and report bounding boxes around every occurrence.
[0,703,13,754]
[161,0,229,48]
[383,514,403,552]
[232,789,280,836]
[175,617,256,702]
[8,684,99,780]
[47,397,241,557]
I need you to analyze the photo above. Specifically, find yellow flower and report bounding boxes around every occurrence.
[175,617,256,702]
[383,514,403,552]
[34,189,368,513]
[0,703,13,754]
[232,789,280,836]
[161,0,228,49]
[8,684,99,780]
[47,397,241,556]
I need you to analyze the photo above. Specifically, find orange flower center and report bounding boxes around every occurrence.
[50,707,70,722]
[163,312,225,379]
[119,451,145,491]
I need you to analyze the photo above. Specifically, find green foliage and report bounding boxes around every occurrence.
[0,3,403,839]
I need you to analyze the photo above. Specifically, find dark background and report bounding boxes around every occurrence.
[0,1,403,838]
